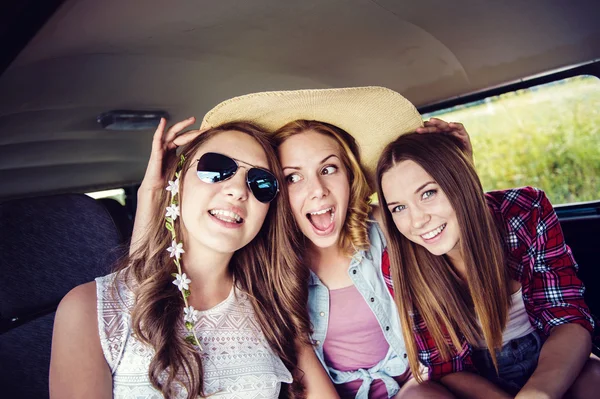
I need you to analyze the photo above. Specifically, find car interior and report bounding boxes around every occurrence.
[1,1,599,398]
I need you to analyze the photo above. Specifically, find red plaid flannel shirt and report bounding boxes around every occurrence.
[382,186,596,380]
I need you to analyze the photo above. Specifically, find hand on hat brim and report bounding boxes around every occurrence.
[416,118,473,162]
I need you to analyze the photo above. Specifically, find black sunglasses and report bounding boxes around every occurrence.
[195,152,280,203]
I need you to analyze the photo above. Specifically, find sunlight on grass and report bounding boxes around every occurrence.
[424,76,600,205]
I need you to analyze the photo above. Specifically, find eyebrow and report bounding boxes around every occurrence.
[386,181,436,207]
[415,181,436,194]
[282,154,339,171]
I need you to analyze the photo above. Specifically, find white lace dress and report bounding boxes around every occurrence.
[96,272,292,398]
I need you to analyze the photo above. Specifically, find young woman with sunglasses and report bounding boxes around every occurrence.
[376,132,600,399]
[49,120,338,398]
[131,87,494,398]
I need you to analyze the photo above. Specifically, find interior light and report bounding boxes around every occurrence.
[97,110,169,131]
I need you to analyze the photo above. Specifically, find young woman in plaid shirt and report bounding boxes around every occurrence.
[376,131,600,398]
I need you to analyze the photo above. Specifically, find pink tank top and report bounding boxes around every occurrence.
[323,284,390,398]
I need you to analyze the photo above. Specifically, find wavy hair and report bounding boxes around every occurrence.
[375,132,511,381]
[114,122,311,398]
[273,120,373,254]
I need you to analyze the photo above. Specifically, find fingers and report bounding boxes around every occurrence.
[426,117,448,125]
[425,117,450,128]
[173,129,206,147]
[447,123,473,160]
[416,126,441,134]
[151,118,168,153]
[149,117,196,163]
[415,118,472,159]
[417,118,448,132]
[141,117,198,192]
[448,122,467,135]
[417,118,465,135]
[446,123,469,144]
[165,117,196,149]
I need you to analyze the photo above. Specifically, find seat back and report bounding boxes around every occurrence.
[560,214,600,354]
[97,197,133,243]
[0,194,123,398]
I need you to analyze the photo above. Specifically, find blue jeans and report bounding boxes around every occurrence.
[471,331,542,394]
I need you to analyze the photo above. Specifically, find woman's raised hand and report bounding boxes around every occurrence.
[416,118,473,161]
[140,117,206,192]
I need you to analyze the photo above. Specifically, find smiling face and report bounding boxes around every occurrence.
[179,130,271,255]
[278,130,350,250]
[381,159,461,259]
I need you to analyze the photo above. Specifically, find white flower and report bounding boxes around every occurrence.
[172,272,191,291]
[166,178,179,195]
[165,204,180,220]
[183,306,200,323]
[167,240,185,259]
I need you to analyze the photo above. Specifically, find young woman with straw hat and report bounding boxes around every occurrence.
[375,132,600,398]
[132,87,514,398]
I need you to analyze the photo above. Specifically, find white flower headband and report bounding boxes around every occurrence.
[165,154,203,351]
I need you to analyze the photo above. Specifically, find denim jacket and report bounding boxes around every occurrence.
[307,222,409,399]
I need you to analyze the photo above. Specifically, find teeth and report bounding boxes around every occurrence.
[421,224,446,240]
[209,209,242,223]
[309,207,332,216]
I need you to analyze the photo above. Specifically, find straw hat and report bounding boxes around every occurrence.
[200,86,423,177]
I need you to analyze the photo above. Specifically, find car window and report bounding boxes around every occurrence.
[424,75,600,205]
[86,188,126,205]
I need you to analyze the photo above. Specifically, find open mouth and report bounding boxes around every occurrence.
[421,223,446,240]
[306,206,335,233]
[209,209,244,224]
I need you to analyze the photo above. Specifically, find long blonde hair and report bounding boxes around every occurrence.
[376,132,511,381]
[114,122,311,398]
[273,120,373,254]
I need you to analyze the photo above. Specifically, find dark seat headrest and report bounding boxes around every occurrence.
[0,193,123,330]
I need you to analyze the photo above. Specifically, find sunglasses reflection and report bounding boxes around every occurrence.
[196,152,279,203]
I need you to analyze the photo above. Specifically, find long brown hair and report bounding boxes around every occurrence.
[114,122,311,398]
[273,120,373,254]
[375,132,511,381]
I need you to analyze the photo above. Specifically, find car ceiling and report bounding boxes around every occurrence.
[1,0,599,199]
